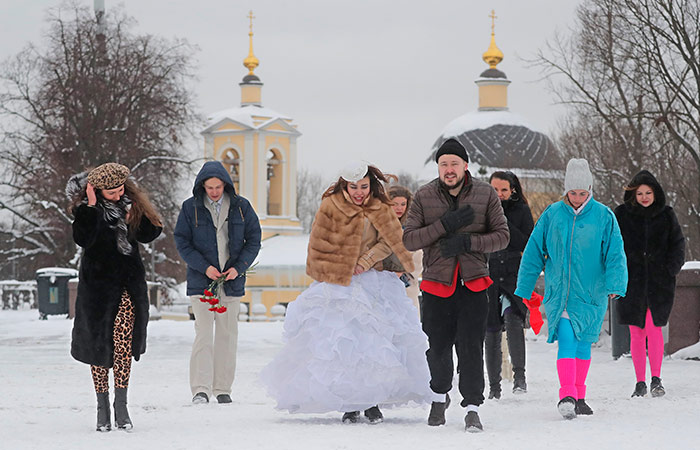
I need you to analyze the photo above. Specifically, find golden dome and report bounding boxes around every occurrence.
[482,10,503,69]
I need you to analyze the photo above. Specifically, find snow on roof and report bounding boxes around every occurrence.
[439,109,539,137]
[35,267,79,277]
[206,105,292,130]
[254,234,309,268]
[682,261,700,271]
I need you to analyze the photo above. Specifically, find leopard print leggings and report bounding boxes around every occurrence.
[91,291,135,393]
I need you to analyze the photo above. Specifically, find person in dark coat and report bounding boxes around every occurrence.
[174,161,261,405]
[614,170,685,398]
[485,171,534,399]
[68,163,163,432]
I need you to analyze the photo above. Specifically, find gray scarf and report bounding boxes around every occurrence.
[97,194,133,256]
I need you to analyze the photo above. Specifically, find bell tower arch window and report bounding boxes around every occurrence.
[222,148,241,193]
[266,148,283,216]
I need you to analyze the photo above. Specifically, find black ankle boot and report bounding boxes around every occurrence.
[428,393,450,426]
[113,387,133,430]
[342,411,360,423]
[364,406,384,424]
[96,392,111,432]
[484,331,502,399]
[631,381,647,398]
[650,377,665,397]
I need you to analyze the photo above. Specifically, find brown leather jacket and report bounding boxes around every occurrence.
[403,172,509,284]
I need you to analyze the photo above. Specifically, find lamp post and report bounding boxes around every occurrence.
[94,0,106,62]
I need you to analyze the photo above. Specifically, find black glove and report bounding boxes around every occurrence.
[440,205,475,234]
[439,233,471,258]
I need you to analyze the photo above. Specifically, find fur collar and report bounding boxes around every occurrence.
[330,191,383,217]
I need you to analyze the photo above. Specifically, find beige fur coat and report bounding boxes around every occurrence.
[306,191,415,286]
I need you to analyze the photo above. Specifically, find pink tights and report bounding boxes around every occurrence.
[629,309,664,382]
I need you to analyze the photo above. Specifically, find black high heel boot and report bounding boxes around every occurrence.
[113,388,133,430]
[96,392,111,432]
[484,330,502,399]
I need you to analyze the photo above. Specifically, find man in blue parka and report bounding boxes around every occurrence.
[175,161,261,404]
[515,158,627,420]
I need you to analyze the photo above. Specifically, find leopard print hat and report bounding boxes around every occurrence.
[87,163,130,190]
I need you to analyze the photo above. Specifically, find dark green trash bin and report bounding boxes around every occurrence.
[610,296,630,359]
[36,268,78,319]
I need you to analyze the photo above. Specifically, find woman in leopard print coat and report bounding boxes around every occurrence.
[68,163,162,432]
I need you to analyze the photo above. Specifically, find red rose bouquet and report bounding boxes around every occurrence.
[199,263,258,314]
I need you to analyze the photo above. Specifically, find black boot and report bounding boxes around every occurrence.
[427,393,450,426]
[631,381,647,398]
[364,406,383,424]
[650,377,665,398]
[484,330,502,400]
[557,396,577,420]
[96,392,111,432]
[464,411,484,433]
[575,398,594,415]
[113,387,133,430]
[342,411,360,424]
[505,312,527,394]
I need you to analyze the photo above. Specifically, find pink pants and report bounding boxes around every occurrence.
[629,309,664,382]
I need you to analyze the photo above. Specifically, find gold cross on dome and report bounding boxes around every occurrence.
[247,10,255,34]
[489,9,497,34]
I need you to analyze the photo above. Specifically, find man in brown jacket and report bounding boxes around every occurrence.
[403,139,509,432]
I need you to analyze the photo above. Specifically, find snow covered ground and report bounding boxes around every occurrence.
[1,309,699,450]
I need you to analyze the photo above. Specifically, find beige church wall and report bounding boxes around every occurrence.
[264,136,290,154]
[241,85,261,105]
[478,85,508,109]
[261,290,303,307]
[264,122,288,132]
[247,270,312,288]
[215,123,245,132]
[213,135,246,158]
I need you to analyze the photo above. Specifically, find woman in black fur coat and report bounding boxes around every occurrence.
[614,170,685,399]
[68,163,162,431]
[485,171,534,399]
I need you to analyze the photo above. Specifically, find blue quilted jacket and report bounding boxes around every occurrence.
[514,197,628,343]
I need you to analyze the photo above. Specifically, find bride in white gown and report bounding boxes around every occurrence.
[260,162,434,423]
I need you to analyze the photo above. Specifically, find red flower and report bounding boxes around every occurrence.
[203,274,228,314]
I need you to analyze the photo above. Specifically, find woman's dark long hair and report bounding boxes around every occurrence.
[70,177,163,236]
[489,171,528,205]
[323,165,394,205]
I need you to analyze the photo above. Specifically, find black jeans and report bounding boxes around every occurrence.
[421,283,488,407]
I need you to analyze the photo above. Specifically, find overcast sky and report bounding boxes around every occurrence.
[1,0,581,176]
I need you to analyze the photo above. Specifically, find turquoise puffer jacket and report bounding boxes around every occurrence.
[514,197,627,343]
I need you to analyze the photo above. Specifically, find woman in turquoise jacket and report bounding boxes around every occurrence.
[515,159,627,420]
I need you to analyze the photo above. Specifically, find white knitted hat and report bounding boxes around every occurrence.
[338,161,369,183]
[564,158,593,193]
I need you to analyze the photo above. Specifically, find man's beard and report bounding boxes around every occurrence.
[439,174,465,192]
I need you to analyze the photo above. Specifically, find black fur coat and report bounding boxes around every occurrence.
[71,203,162,367]
[614,170,685,328]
